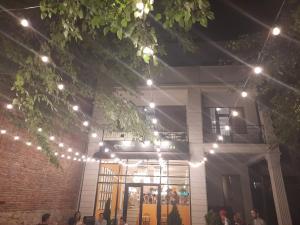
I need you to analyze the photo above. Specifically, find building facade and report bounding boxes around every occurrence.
[78,65,292,225]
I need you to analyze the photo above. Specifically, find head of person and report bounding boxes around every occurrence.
[119,217,125,225]
[219,209,227,218]
[42,213,51,224]
[99,213,104,221]
[233,212,242,222]
[251,209,259,219]
[74,211,81,221]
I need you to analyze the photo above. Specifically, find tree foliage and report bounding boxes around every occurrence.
[227,1,300,149]
[0,0,214,164]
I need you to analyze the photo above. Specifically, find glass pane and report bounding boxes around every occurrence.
[127,186,141,225]
[142,186,158,225]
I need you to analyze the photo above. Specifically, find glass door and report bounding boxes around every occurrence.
[123,184,160,225]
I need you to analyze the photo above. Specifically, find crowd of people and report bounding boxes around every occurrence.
[218,208,267,225]
[36,208,266,225]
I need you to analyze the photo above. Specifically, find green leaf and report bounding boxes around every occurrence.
[117,29,123,39]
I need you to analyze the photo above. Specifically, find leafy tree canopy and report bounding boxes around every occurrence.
[0,0,214,165]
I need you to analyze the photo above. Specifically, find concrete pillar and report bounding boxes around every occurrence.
[187,88,207,225]
[238,165,253,224]
[265,150,292,225]
[79,106,104,216]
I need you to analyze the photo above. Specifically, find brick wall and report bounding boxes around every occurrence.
[0,115,88,225]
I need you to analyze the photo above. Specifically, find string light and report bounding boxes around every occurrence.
[49,136,55,141]
[152,118,158,124]
[67,156,71,160]
[154,131,159,136]
[73,157,77,161]
[61,154,65,158]
[75,152,79,156]
[254,66,263,75]
[72,105,79,111]
[37,127,42,132]
[225,125,230,131]
[156,148,161,152]
[67,148,72,152]
[149,102,155,108]
[231,110,239,117]
[14,136,20,140]
[136,2,144,10]
[91,133,97,138]
[20,19,29,27]
[0,129,7,134]
[58,143,64,148]
[54,152,58,156]
[216,108,221,111]
[40,55,49,63]
[110,153,116,158]
[26,142,32,146]
[217,135,223,141]
[272,26,281,36]
[6,104,13,109]
[143,47,154,55]
[104,148,110,153]
[212,143,219,148]
[83,121,89,127]
[209,149,215,154]
[57,83,64,90]
[99,141,104,146]
[241,91,248,98]
[146,79,153,86]
[37,146,42,150]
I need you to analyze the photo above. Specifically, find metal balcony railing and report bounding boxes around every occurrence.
[203,125,265,144]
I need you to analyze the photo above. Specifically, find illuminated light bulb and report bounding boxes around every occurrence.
[6,104,13,109]
[37,127,42,132]
[254,66,263,75]
[231,110,239,117]
[78,158,81,162]
[99,141,104,146]
[154,131,159,136]
[216,108,221,111]
[91,158,96,162]
[14,136,20,140]
[26,142,32,146]
[122,140,132,147]
[75,152,79,156]
[158,153,162,157]
[144,108,148,112]
[40,55,49,63]
[213,143,219,149]
[57,83,64,90]
[143,47,154,55]
[149,102,155,108]
[58,143,64,148]
[146,79,153,86]
[37,146,42,150]
[54,152,58,156]
[104,148,110,153]
[72,105,79,111]
[20,19,29,27]
[91,133,97,138]
[209,149,215,154]
[67,156,71,160]
[0,129,7,134]
[110,153,116,158]
[96,160,100,163]
[241,91,248,98]
[160,140,170,149]
[152,118,158,124]
[49,136,55,141]
[136,2,144,10]
[82,155,86,158]
[67,148,72,152]
[73,157,77,161]
[217,135,224,141]
[272,27,281,36]
[156,148,161,152]
[203,157,208,162]
[83,121,89,127]
[225,125,231,131]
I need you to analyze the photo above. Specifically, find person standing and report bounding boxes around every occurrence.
[95,213,107,225]
[250,209,267,225]
[118,217,128,225]
[219,209,231,225]
[68,211,84,225]
[233,212,245,225]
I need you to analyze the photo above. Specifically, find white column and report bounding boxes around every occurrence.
[238,165,253,224]
[265,150,292,225]
[79,106,104,216]
[187,88,207,225]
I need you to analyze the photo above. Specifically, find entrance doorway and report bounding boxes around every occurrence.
[123,184,160,225]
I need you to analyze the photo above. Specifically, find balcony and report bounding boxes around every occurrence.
[203,125,265,144]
